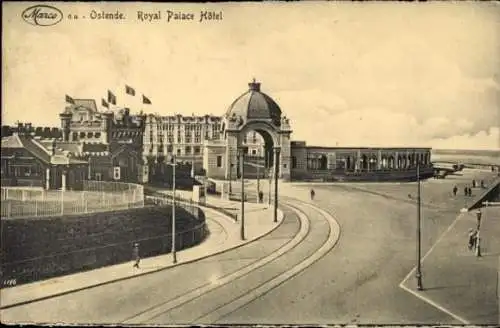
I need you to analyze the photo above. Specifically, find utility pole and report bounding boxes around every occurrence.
[267,150,272,206]
[171,155,177,264]
[416,163,423,290]
[257,155,261,195]
[229,161,233,195]
[240,148,245,240]
[274,148,280,223]
[476,205,483,257]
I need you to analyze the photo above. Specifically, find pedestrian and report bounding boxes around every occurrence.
[452,185,457,196]
[472,180,476,188]
[468,229,477,251]
[468,187,472,197]
[310,189,315,201]
[258,190,264,203]
[132,243,140,269]
[480,180,485,188]
[464,186,468,196]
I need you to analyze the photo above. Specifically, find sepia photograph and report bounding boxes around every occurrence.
[1,1,499,326]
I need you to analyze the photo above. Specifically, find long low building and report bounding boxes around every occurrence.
[289,142,433,182]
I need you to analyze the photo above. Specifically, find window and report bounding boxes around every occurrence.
[194,146,201,155]
[95,132,101,138]
[185,146,191,154]
[95,173,102,181]
[252,149,257,155]
[167,145,173,153]
[292,156,297,169]
[87,132,93,138]
[80,132,85,138]
[72,132,78,141]
[177,148,181,155]
[216,156,223,168]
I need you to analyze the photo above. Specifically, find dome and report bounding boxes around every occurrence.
[225,80,282,125]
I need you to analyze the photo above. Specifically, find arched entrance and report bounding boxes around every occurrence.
[203,79,292,239]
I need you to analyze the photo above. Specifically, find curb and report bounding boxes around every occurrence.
[0,205,286,310]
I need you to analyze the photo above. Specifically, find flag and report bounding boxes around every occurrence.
[65,95,75,104]
[125,85,135,96]
[142,94,152,105]
[107,90,116,105]
[102,98,109,108]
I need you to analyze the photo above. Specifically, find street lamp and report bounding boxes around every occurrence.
[476,206,483,257]
[274,148,280,223]
[229,162,234,195]
[416,163,423,290]
[240,148,245,240]
[268,154,272,206]
[167,155,177,264]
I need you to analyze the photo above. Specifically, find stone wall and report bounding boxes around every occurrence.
[0,204,206,287]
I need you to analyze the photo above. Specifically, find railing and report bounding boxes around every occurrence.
[146,192,238,221]
[1,181,144,219]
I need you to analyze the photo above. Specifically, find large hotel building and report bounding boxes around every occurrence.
[1,80,434,189]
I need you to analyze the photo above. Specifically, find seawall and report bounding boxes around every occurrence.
[0,203,207,287]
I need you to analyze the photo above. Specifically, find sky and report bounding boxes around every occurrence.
[3,2,500,150]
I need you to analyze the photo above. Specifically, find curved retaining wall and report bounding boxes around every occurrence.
[0,204,207,287]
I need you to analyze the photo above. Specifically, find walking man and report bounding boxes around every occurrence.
[132,243,140,269]
[468,229,477,251]
[452,185,458,196]
[464,186,468,196]
[310,189,315,201]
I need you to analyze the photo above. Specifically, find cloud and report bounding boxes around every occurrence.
[431,126,500,150]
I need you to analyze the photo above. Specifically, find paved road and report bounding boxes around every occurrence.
[3,171,494,325]
[217,188,460,325]
[1,204,309,325]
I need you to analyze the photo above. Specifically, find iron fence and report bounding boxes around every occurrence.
[1,181,144,219]
[146,193,238,221]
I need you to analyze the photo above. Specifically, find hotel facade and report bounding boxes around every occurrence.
[1,80,434,189]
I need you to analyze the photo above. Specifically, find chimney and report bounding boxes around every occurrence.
[52,139,56,156]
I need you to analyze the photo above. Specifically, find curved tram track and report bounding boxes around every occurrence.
[123,198,340,325]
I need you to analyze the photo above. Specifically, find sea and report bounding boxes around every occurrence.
[431,149,500,166]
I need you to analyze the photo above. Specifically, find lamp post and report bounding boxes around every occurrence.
[476,206,483,257]
[240,148,245,240]
[229,162,233,196]
[274,148,280,223]
[268,151,272,206]
[257,155,261,195]
[170,155,177,264]
[416,163,423,290]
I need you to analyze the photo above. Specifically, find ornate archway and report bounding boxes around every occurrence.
[216,79,293,237]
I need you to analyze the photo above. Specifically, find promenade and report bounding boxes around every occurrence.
[282,168,499,324]
[0,191,284,309]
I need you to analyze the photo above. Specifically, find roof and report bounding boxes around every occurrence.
[39,140,82,154]
[64,99,98,114]
[1,134,88,165]
[1,134,24,148]
[83,143,109,153]
[225,80,282,125]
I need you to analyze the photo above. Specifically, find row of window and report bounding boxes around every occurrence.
[72,132,102,140]
[150,146,202,155]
